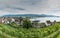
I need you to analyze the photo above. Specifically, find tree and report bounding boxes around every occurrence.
[23,18,32,29]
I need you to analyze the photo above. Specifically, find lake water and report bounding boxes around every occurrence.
[30,17,60,23]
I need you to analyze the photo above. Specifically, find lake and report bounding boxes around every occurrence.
[30,17,60,23]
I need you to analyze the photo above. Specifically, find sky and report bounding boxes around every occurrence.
[0,0,60,16]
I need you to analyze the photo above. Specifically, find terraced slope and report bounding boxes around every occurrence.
[0,23,60,38]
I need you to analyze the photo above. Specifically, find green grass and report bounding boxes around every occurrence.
[0,23,60,38]
[56,32,60,38]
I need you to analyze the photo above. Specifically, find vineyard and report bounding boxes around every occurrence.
[0,23,60,38]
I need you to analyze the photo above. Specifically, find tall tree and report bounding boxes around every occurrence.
[23,18,32,29]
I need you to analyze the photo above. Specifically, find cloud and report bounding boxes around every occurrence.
[0,0,60,16]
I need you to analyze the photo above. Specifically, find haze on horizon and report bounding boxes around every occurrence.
[0,0,60,16]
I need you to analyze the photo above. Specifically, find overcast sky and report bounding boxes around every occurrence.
[0,0,60,16]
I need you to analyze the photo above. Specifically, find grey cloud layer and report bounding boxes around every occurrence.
[0,0,60,14]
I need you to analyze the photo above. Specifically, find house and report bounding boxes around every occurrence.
[2,18,9,24]
[0,17,24,25]
[52,20,56,25]
[45,20,56,26]
[14,18,20,25]
[32,20,40,28]
[14,17,24,25]
[45,20,52,26]
[1,17,15,24]
[40,23,46,28]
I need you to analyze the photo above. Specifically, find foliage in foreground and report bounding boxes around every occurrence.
[0,23,60,38]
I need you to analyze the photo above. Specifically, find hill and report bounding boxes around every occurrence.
[0,23,60,38]
[2,14,57,17]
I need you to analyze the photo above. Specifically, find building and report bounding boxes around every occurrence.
[45,20,52,26]
[40,23,46,28]
[0,17,15,24]
[32,20,40,28]
[14,17,24,25]
[45,20,56,26]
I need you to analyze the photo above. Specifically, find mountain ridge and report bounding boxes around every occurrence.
[2,14,59,17]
